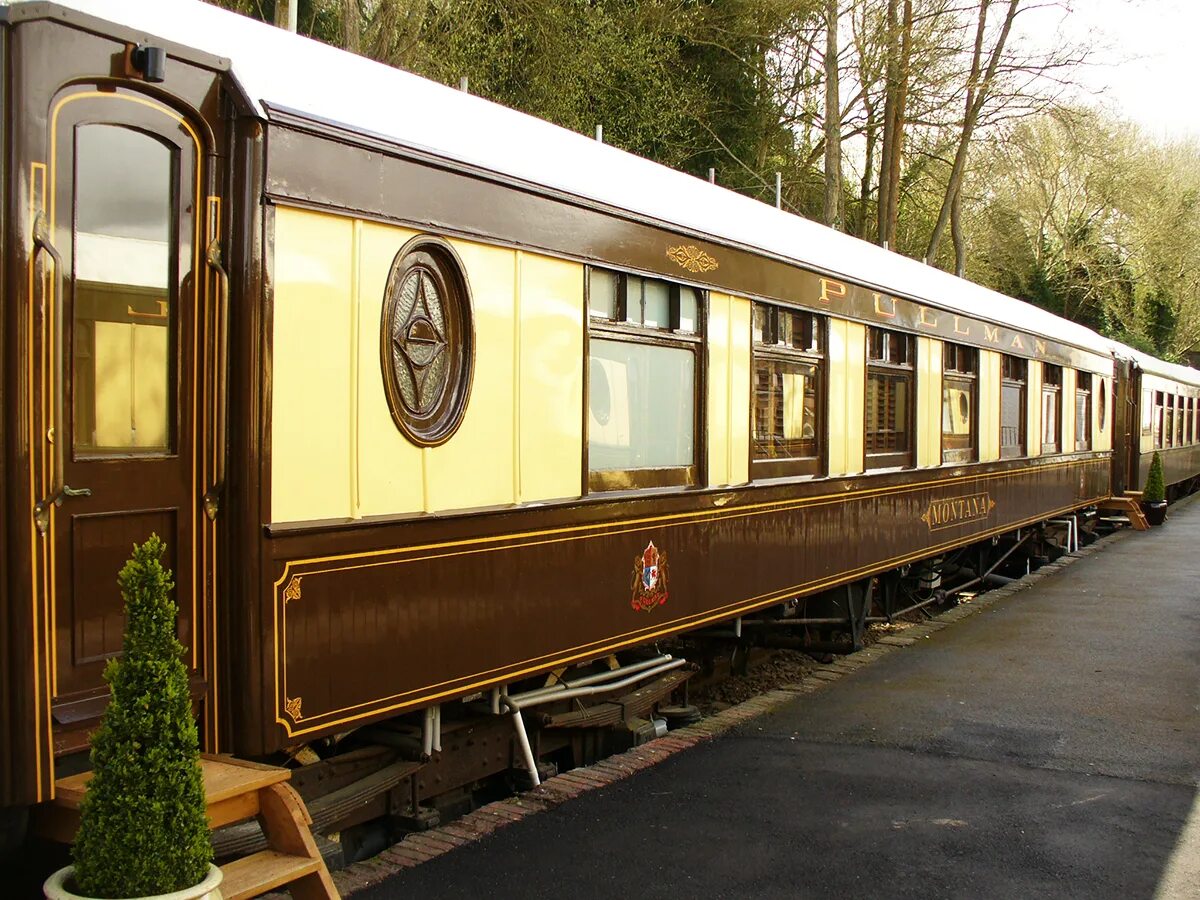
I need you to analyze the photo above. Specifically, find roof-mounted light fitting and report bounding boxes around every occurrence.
[130,44,167,83]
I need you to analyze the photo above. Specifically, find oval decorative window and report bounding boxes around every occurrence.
[1098,378,1107,431]
[380,237,474,446]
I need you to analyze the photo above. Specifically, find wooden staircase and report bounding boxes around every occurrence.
[35,755,339,899]
[1097,491,1151,531]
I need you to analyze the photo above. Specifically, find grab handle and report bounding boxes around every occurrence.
[32,212,90,535]
[203,238,230,521]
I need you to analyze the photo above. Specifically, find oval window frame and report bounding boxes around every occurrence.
[379,236,475,447]
[1098,377,1107,431]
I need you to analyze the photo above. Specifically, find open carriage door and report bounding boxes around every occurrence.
[32,84,224,759]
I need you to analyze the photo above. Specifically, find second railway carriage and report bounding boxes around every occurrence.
[1,0,1198,855]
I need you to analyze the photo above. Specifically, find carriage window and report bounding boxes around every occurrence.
[587,268,702,491]
[942,343,976,464]
[865,326,914,469]
[1041,364,1062,454]
[1176,395,1185,446]
[72,124,177,454]
[1075,371,1092,451]
[1161,393,1171,451]
[1189,397,1196,444]
[1098,379,1107,432]
[752,304,824,478]
[1153,391,1164,447]
[1001,354,1026,459]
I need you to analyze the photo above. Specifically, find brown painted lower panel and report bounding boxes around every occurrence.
[258,456,1109,748]
[1138,445,1200,490]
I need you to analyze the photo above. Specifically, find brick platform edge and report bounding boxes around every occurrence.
[329,525,1138,896]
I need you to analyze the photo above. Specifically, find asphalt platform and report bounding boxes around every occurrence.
[358,503,1200,900]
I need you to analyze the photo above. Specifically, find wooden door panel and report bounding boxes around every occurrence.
[66,509,179,681]
[47,89,204,717]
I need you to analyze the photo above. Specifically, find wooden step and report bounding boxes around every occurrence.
[35,756,338,899]
[220,850,322,900]
[1097,496,1150,530]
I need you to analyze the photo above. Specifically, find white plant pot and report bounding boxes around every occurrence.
[44,864,223,900]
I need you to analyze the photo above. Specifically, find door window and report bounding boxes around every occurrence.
[72,124,176,454]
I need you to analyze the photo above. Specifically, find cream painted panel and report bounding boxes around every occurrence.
[706,292,731,487]
[424,239,516,512]
[1095,376,1112,452]
[93,322,133,448]
[1027,362,1042,457]
[132,325,169,448]
[1141,378,1156,454]
[728,296,752,484]
[917,337,942,467]
[978,350,1001,462]
[271,207,354,523]
[1062,368,1076,453]
[828,319,865,476]
[519,253,584,502]
[354,220,424,518]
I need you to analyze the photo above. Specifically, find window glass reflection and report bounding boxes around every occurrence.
[73,125,175,453]
[588,339,694,470]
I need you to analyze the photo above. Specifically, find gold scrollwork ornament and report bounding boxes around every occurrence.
[667,244,719,274]
[283,575,303,604]
[284,697,303,722]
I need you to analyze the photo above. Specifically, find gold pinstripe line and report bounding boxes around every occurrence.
[27,161,46,800]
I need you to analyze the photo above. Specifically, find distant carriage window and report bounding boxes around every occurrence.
[1041,363,1062,454]
[751,303,824,478]
[1075,371,1092,452]
[865,326,915,469]
[1153,391,1165,447]
[73,124,178,454]
[1176,395,1185,446]
[1000,355,1027,459]
[1190,397,1196,444]
[587,267,702,491]
[941,343,977,464]
[1165,394,1175,449]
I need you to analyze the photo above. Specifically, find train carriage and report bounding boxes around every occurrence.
[1,0,1198,859]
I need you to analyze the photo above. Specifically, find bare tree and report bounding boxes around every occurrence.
[823,0,843,229]
[923,0,1020,266]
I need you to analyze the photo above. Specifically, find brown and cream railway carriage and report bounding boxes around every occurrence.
[3,0,1199,851]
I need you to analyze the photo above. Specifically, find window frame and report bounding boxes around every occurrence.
[1041,363,1063,455]
[1000,354,1027,460]
[583,266,705,494]
[1074,370,1092,452]
[941,342,978,465]
[864,326,917,470]
[750,302,827,479]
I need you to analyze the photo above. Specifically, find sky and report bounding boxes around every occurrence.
[1016,0,1200,141]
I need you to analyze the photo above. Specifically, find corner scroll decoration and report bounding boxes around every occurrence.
[284,696,303,723]
[283,575,303,604]
[667,244,719,274]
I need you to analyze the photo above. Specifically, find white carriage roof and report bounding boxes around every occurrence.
[16,0,1200,382]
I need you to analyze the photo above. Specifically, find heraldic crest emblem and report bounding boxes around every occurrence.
[631,541,669,612]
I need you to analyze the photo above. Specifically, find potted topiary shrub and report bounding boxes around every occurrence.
[1141,451,1168,526]
[44,536,221,900]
